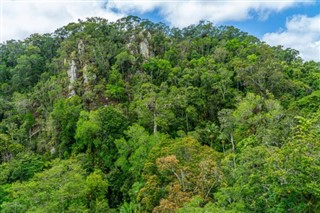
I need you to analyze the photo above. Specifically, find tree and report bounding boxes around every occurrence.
[1,156,111,212]
[114,124,166,206]
[11,45,45,92]
[234,45,290,97]
[105,68,126,102]
[75,106,128,170]
[115,51,135,75]
[266,113,320,212]
[50,95,82,157]
[138,137,223,212]
[132,82,175,134]
[219,93,289,151]
[0,133,23,163]
[143,58,171,85]
[0,152,44,184]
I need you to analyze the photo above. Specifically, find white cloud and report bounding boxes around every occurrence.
[1,1,125,42]
[262,15,320,61]
[1,0,318,63]
[108,0,163,14]
[107,0,313,27]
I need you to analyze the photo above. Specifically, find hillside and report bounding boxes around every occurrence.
[0,16,319,212]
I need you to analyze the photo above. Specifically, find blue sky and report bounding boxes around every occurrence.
[128,1,320,37]
[223,2,320,38]
[0,0,319,61]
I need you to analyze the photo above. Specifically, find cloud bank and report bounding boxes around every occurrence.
[1,1,124,42]
[262,15,320,61]
[107,0,308,27]
[1,0,318,61]
[2,0,310,42]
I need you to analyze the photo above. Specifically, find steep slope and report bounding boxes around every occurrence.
[0,16,319,212]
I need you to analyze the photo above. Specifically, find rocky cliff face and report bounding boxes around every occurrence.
[139,31,153,59]
[66,33,153,96]
[127,31,153,59]
[139,40,149,58]
[67,59,77,97]
[66,40,93,97]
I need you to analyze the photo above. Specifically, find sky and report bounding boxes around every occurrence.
[0,0,319,61]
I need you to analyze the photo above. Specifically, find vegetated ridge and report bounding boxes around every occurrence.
[0,16,319,212]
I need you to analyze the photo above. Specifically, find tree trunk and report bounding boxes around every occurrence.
[230,132,236,168]
[153,110,157,134]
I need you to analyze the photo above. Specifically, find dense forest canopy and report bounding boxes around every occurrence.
[0,16,319,212]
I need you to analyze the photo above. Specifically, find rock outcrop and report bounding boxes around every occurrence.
[127,31,153,59]
[139,31,153,59]
[67,59,77,97]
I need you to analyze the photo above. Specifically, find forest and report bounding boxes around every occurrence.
[0,16,319,212]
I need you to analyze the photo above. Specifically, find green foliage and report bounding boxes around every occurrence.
[289,90,320,115]
[219,93,289,150]
[0,152,44,184]
[115,51,135,74]
[75,106,128,169]
[139,137,223,212]
[143,58,172,85]
[1,156,110,213]
[105,68,126,101]
[0,131,24,163]
[11,46,45,92]
[50,95,83,157]
[267,114,320,212]
[0,16,319,213]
